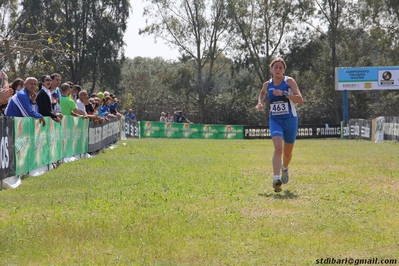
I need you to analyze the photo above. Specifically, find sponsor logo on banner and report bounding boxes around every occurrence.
[0,133,10,170]
[224,126,238,139]
[1,117,15,179]
[183,124,190,137]
[144,122,152,136]
[364,82,372,89]
[144,122,159,136]
[342,83,358,89]
[203,125,211,138]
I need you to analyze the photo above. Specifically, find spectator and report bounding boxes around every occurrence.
[51,91,61,113]
[0,70,12,96]
[174,110,192,123]
[125,108,136,122]
[78,90,104,123]
[50,73,62,101]
[59,83,86,117]
[159,112,166,122]
[109,94,122,117]
[50,73,62,113]
[0,70,9,90]
[5,77,46,126]
[86,97,96,115]
[99,96,116,118]
[65,81,75,101]
[92,99,101,118]
[76,89,87,114]
[87,97,101,116]
[36,75,62,123]
[97,92,104,101]
[166,112,174,122]
[10,78,25,95]
[0,71,18,114]
[72,84,82,101]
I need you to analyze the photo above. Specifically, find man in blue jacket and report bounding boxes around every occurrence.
[174,110,192,123]
[5,77,46,126]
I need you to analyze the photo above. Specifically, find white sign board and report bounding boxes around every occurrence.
[335,66,399,90]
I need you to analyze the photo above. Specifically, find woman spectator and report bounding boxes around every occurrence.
[36,75,62,123]
[99,96,116,118]
[166,112,174,122]
[10,78,25,95]
[159,112,166,122]
[109,95,122,117]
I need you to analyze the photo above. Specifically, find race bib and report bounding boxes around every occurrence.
[270,101,289,115]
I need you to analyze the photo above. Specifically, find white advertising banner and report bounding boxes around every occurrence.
[335,66,399,90]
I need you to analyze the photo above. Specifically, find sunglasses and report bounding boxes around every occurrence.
[45,79,52,82]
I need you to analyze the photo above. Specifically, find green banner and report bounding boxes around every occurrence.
[15,118,34,175]
[49,118,63,163]
[139,121,244,139]
[15,116,89,175]
[61,117,89,158]
[33,118,50,170]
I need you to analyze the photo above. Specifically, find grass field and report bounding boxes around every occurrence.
[0,138,398,265]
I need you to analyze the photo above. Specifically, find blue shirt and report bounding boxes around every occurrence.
[125,113,136,120]
[99,104,110,117]
[5,88,43,118]
[267,76,297,118]
[110,103,118,114]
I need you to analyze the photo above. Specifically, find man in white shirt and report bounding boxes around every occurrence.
[76,90,88,115]
[78,89,104,123]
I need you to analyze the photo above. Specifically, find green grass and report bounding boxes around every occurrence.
[1,139,399,265]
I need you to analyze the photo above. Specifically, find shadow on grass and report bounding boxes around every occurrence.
[258,189,298,199]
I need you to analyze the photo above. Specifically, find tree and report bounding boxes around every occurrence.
[8,0,130,93]
[119,57,177,120]
[226,0,311,86]
[0,0,65,79]
[140,0,233,123]
[69,0,130,93]
[300,0,357,123]
[357,0,399,65]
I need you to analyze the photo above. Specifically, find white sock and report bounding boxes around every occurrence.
[282,165,288,170]
[273,175,280,181]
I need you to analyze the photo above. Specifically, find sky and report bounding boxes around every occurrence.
[124,2,180,60]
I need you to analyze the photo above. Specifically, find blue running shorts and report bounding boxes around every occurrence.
[269,116,298,143]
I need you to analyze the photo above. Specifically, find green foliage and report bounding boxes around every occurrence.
[141,0,233,122]
[1,0,129,91]
[1,139,398,265]
[2,0,399,123]
[119,57,181,120]
[226,0,313,85]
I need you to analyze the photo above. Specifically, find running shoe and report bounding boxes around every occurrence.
[281,165,289,184]
[273,177,282,193]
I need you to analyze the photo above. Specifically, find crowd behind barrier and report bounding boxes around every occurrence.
[2,116,398,188]
[0,116,122,187]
